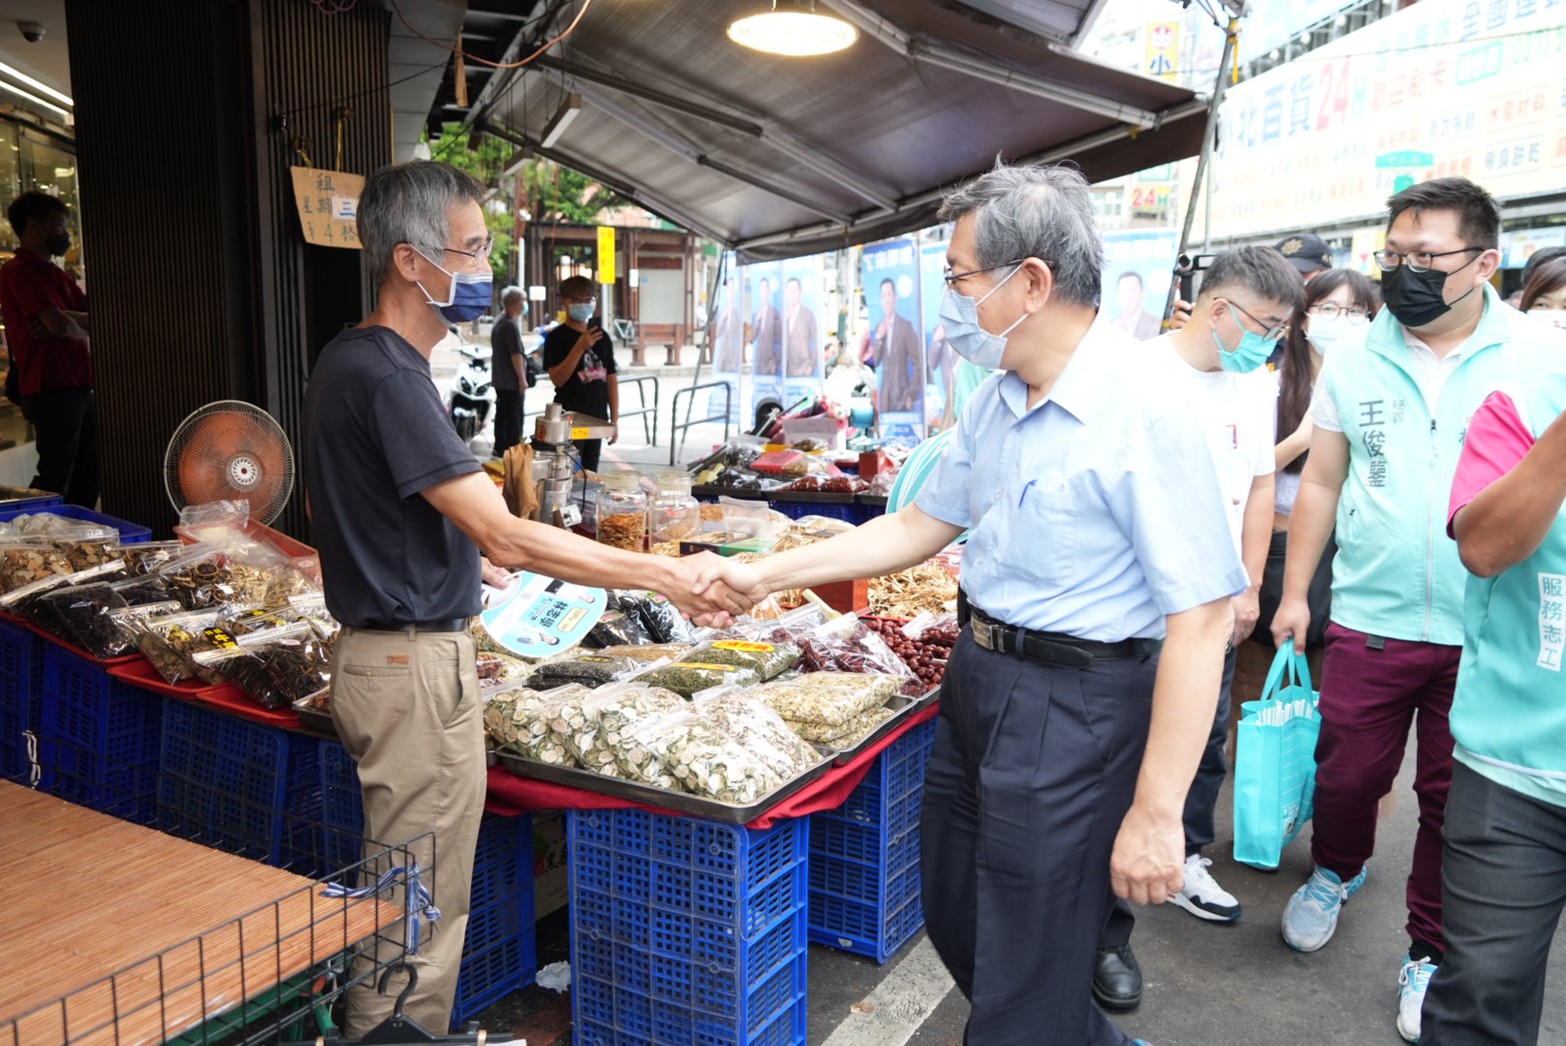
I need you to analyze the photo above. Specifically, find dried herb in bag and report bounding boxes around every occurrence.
[193,623,331,710]
[628,708,784,804]
[584,684,685,785]
[754,671,902,728]
[785,704,896,746]
[38,583,133,658]
[634,660,759,698]
[531,654,644,690]
[694,687,821,776]
[686,638,800,681]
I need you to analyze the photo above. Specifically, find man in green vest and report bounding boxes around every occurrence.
[1272,177,1560,1044]
[1421,369,1566,1043]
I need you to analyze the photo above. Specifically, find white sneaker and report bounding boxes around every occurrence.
[1397,954,1436,1043]
[1169,854,1242,922]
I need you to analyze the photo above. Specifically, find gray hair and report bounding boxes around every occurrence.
[937,161,1104,307]
[501,285,525,308]
[358,161,486,286]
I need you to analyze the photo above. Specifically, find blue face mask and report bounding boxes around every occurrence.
[567,302,596,323]
[938,264,1027,370]
[1212,302,1275,373]
[417,251,492,323]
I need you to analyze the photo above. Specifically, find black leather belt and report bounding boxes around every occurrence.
[965,604,1161,668]
[353,617,470,635]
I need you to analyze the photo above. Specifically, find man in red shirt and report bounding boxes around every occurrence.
[0,191,95,505]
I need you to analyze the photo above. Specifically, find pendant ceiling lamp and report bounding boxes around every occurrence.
[727,1,858,57]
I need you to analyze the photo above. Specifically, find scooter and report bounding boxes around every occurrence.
[447,334,495,445]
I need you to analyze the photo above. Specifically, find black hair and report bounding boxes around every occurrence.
[7,190,65,239]
[1386,176,1501,250]
[879,277,895,293]
[1201,246,1304,314]
[1277,268,1379,475]
[559,275,594,299]
[786,276,802,290]
[1118,270,1142,287]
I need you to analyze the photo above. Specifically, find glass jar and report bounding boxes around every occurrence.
[649,471,701,546]
[595,471,649,551]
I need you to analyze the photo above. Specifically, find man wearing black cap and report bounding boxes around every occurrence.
[1274,233,1334,283]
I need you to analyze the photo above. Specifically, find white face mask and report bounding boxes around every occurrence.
[1528,309,1566,330]
[1305,314,1369,356]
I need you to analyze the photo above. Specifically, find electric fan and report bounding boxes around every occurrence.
[163,400,295,524]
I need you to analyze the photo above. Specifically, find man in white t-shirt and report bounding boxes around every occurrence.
[1094,246,1301,1013]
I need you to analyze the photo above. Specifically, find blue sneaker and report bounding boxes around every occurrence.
[1281,863,1369,952]
[1397,953,1437,1043]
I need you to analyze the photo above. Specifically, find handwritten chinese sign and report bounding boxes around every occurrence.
[289,166,364,250]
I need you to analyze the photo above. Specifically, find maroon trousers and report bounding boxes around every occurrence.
[1310,622,1461,951]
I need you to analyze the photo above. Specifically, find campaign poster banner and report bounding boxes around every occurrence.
[781,254,825,410]
[709,252,746,426]
[1211,2,1566,238]
[747,261,786,421]
[1101,230,1177,341]
[919,235,955,430]
[862,237,924,445]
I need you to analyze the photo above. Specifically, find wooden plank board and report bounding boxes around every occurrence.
[0,782,399,1046]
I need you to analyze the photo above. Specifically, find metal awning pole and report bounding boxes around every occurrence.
[1165,9,1243,321]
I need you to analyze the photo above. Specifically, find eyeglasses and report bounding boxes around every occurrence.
[442,232,496,262]
[1373,246,1482,273]
[942,258,1028,287]
[1306,302,1370,324]
[1224,298,1289,340]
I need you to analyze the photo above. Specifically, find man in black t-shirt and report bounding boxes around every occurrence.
[490,285,529,455]
[303,162,749,1037]
[542,274,617,471]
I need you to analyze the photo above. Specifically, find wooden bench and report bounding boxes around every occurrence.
[636,323,686,366]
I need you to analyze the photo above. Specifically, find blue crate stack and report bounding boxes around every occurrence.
[0,619,43,784]
[570,808,809,1046]
[38,646,162,823]
[319,739,537,1026]
[452,812,537,1024]
[156,699,322,872]
[807,718,937,963]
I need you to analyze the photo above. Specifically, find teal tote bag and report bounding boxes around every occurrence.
[1233,645,1320,870]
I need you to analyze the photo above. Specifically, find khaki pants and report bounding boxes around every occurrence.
[330,625,486,1036]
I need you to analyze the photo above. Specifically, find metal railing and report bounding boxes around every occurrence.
[668,381,732,466]
[519,375,659,446]
[616,374,660,445]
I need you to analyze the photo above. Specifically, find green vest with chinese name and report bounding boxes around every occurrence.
[1321,286,1559,645]
[1452,373,1566,807]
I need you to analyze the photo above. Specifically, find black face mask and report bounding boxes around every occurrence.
[45,233,69,257]
[1381,255,1479,329]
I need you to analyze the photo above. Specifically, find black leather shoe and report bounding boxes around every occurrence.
[1093,944,1143,1012]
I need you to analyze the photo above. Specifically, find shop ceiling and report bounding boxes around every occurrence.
[412,0,1212,262]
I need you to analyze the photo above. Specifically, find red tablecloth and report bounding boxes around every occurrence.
[485,702,939,829]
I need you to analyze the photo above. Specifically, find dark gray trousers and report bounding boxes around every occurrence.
[1422,761,1566,1045]
[921,631,1158,1046]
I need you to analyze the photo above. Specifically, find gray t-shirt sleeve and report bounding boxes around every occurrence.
[373,368,482,500]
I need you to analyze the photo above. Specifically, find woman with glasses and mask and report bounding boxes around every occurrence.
[1252,269,1379,659]
[1520,256,1566,329]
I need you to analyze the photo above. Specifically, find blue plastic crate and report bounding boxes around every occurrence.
[451,812,537,1025]
[807,719,936,962]
[764,498,870,525]
[569,809,809,1046]
[38,646,160,821]
[0,619,43,784]
[318,738,364,875]
[0,503,153,543]
[156,700,320,870]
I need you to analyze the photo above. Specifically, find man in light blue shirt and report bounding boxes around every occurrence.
[700,162,1246,1046]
